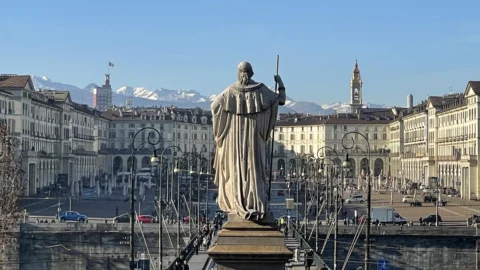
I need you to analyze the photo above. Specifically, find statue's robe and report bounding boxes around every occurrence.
[211,81,282,220]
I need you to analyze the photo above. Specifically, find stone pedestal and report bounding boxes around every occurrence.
[208,214,293,270]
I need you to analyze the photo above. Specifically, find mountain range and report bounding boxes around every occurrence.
[31,76,389,114]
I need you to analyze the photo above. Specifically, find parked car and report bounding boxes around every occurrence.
[58,211,88,223]
[402,195,415,203]
[410,200,422,207]
[423,214,442,224]
[113,213,131,223]
[183,215,206,224]
[137,215,155,224]
[419,184,427,190]
[423,195,437,203]
[345,195,365,204]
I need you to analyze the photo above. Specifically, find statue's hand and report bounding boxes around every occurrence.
[274,75,285,89]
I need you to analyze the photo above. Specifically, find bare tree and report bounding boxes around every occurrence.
[0,123,24,247]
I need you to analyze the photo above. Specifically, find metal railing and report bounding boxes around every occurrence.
[292,227,331,270]
[166,233,199,269]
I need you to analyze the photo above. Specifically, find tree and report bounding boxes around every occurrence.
[0,123,24,247]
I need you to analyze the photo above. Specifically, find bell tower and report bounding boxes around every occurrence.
[350,60,363,113]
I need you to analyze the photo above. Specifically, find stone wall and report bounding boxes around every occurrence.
[1,223,191,270]
[308,226,480,270]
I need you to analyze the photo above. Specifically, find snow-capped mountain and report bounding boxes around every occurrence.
[116,86,207,103]
[31,76,389,114]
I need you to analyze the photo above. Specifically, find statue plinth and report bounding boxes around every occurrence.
[207,214,293,270]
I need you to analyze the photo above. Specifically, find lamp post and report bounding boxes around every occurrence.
[129,127,161,270]
[316,147,339,221]
[157,145,182,268]
[316,159,321,252]
[342,131,371,270]
[189,158,195,237]
[299,154,314,235]
[342,154,351,211]
[198,157,205,229]
[174,160,181,257]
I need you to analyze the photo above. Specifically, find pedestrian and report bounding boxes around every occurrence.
[284,226,289,239]
[294,245,300,262]
[115,206,119,217]
[419,217,423,226]
[174,260,182,270]
[305,249,313,270]
[193,238,199,255]
[182,261,189,270]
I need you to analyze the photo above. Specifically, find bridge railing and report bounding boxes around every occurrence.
[166,233,198,269]
[293,227,331,270]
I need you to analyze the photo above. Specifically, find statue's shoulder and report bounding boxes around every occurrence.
[210,87,231,112]
[212,82,279,115]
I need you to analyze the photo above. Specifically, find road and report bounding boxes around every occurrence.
[341,191,478,226]
[21,187,219,223]
[267,182,480,226]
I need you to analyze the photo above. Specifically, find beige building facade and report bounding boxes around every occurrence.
[2,70,480,200]
[101,106,214,178]
[274,64,480,200]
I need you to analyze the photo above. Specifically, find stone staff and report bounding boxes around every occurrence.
[268,55,280,202]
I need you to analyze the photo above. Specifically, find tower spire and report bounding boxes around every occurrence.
[354,59,360,74]
[350,60,363,113]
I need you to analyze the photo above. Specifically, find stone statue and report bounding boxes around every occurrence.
[211,61,286,221]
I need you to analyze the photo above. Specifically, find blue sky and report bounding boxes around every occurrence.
[1,0,480,106]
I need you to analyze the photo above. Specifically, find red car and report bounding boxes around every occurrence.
[183,215,206,224]
[137,215,155,224]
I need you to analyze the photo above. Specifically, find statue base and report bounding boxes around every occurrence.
[207,213,293,270]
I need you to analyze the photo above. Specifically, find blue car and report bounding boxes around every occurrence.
[58,211,88,223]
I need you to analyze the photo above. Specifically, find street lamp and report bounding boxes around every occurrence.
[173,161,181,258]
[156,145,182,269]
[189,165,195,236]
[316,146,339,219]
[342,153,351,209]
[342,131,371,270]
[129,127,161,270]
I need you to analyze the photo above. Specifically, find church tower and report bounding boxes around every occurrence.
[350,60,363,113]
